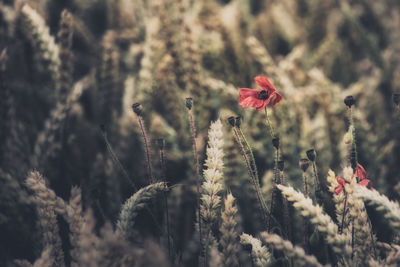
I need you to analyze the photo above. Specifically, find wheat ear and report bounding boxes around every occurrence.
[240,233,271,267]
[219,193,240,267]
[260,232,324,267]
[277,184,351,258]
[354,186,400,231]
[118,182,168,240]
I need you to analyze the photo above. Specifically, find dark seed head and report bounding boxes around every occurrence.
[156,138,165,150]
[306,149,316,162]
[272,137,280,149]
[235,115,242,127]
[258,90,269,100]
[299,158,310,172]
[99,124,106,133]
[344,96,355,108]
[185,98,193,110]
[132,103,143,116]
[393,93,400,106]
[278,160,284,171]
[227,116,236,127]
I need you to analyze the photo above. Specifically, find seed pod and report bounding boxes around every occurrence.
[344,96,355,108]
[235,115,242,127]
[227,116,236,127]
[185,97,193,110]
[272,137,279,149]
[306,149,316,162]
[132,103,143,116]
[299,158,310,172]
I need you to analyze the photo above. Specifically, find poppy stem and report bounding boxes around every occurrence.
[303,171,310,251]
[280,169,291,241]
[311,161,320,192]
[187,109,203,252]
[232,127,268,225]
[264,107,275,138]
[137,116,155,184]
[158,142,171,260]
[268,148,280,232]
[238,127,260,185]
[339,191,348,234]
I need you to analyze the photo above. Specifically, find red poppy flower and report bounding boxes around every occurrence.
[239,76,283,110]
[354,164,372,189]
[335,177,346,195]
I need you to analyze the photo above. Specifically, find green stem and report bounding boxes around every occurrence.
[232,128,268,225]
[312,162,320,192]
[188,109,203,252]
[265,107,275,138]
[238,127,260,185]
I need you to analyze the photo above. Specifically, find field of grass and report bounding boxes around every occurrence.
[1,0,400,266]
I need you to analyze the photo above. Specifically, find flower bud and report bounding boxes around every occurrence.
[306,149,316,162]
[393,93,400,106]
[156,138,165,150]
[299,158,310,172]
[344,96,355,108]
[272,137,279,149]
[277,160,284,171]
[227,116,236,127]
[185,97,193,110]
[132,103,143,116]
[235,115,242,127]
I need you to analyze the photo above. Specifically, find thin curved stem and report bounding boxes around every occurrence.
[188,109,202,251]
[138,116,154,184]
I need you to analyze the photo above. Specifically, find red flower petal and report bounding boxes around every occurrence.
[335,184,344,195]
[359,179,372,189]
[355,163,367,180]
[254,76,276,93]
[270,92,283,106]
[335,177,346,195]
[239,88,259,100]
[239,88,264,109]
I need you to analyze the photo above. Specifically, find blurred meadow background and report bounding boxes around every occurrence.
[1,0,400,266]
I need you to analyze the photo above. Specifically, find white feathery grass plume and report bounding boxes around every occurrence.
[21,4,60,82]
[277,184,351,258]
[240,233,270,267]
[354,186,400,231]
[200,119,224,228]
[118,182,168,240]
[260,232,325,267]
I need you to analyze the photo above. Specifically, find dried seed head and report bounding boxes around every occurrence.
[156,138,165,150]
[299,158,310,172]
[235,115,242,127]
[99,124,106,133]
[344,95,355,108]
[227,116,236,127]
[272,137,279,149]
[132,103,143,116]
[185,97,193,110]
[306,149,316,162]
[278,160,284,171]
[393,93,400,106]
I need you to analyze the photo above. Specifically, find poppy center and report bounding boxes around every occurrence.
[258,90,269,100]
